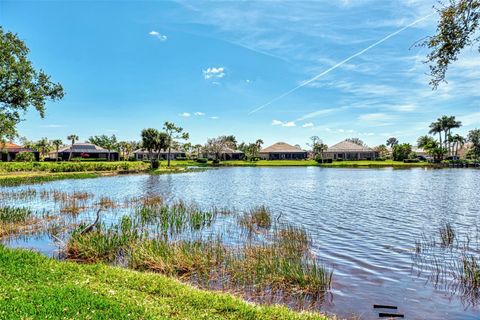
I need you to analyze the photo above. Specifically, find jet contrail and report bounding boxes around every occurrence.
[248,13,434,115]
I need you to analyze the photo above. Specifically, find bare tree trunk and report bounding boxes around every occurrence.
[167,146,172,167]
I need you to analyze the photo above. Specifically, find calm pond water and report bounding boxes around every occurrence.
[2,167,480,319]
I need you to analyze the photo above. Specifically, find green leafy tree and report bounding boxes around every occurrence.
[66,134,79,161]
[392,143,412,161]
[194,144,203,157]
[118,141,136,160]
[140,128,168,168]
[163,122,189,167]
[51,139,63,161]
[421,0,480,88]
[468,128,480,159]
[373,144,389,158]
[308,136,328,160]
[88,135,118,161]
[0,27,64,142]
[35,137,51,159]
[14,151,35,162]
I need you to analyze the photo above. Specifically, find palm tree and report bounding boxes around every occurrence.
[451,134,466,157]
[51,139,63,161]
[66,134,79,161]
[429,121,443,148]
[36,137,51,159]
[163,122,189,167]
[194,144,203,158]
[445,116,462,155]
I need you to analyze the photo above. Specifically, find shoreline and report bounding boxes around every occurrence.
[2,159,475,186]
[0,246,328,320]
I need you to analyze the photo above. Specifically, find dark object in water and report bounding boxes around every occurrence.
[374,304,398,309]
[379,312,404,318]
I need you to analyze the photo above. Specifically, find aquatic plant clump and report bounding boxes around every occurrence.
[64,201,332,306]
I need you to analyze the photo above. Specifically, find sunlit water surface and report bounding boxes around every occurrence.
[2,167,480,319]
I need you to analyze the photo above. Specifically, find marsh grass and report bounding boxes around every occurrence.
[413,222,480,302]
[0,186,332,311]
[440,222,456,247]
[240,206,272,232]
[65,201,332,306]
[0,207,54,238]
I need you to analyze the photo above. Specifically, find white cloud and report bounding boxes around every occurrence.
[179,112,191,117]
[203,67,225,80]
[389,104,416,112]
[358,113,392,121]
[210,116,219,120]
[272,120,296,127]
[302,122,314,128]
[194,112,205,116]
[149,30,167,41]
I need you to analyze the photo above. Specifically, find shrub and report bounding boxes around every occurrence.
[196,158,208,164]
[375,157,387,161]
[212,159,220,165]
[403,158,420,163]
[175,156,187,161]
[14,152,35,162]
[151,160,160,169]
[314,154,323,163]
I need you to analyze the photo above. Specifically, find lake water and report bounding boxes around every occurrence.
[2,167,480,319]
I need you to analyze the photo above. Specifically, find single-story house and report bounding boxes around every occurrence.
[322,140,378,160]
[55,143,119,161]
[133,149,186,161]
[202,147,244,160]
[259,142,307,160]
[1,142,40,162]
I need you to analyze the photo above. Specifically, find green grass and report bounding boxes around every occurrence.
[0,161,149,173]
[0,246,327,319]
[0,172,103,186]
[167,159,432,168]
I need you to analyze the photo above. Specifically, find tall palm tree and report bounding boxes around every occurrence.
[429,121,443,147]
[445,116,462,155]
[452,134,466,157]
[386,137,398,149]
[51,139,63,162]
[66,134,79,161]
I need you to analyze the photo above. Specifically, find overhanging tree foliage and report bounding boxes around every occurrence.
[422,0,480,88]
[0,27,64,142]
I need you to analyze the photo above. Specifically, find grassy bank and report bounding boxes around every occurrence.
[0,172,103,186]
[0,246,327,319]
[0,161,149,173]
[169,159,432,168]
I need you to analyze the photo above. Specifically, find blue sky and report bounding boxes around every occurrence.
[2,0,479,148]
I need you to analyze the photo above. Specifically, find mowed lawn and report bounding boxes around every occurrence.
[0,246,327,320]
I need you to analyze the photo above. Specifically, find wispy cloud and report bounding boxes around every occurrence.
[272,120,296,127]
[302,122,314,128]
[203,67,225,80]
[358,113,393,121]
[194,112,205,116]
[247,13,434,114]
[179,112,191,117]
[149,30,167,41]
[210,116,219,120]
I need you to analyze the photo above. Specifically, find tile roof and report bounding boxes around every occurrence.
[260,142,305,153]
[58,143,114,154]
[325,140,374,153]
